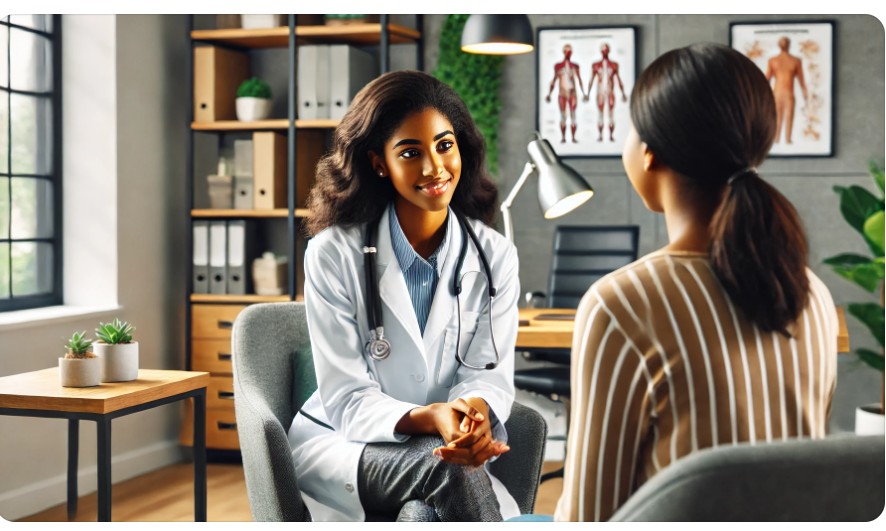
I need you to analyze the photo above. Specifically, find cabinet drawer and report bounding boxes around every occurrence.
[206,408,240,450]
[192,339,234,374]
[180,402,241,450]
[208,376,236,410]
[192,304,247,339]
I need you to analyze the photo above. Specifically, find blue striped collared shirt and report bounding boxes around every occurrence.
[389,204,451,335]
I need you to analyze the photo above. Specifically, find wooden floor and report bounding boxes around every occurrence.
[19,460,564,521]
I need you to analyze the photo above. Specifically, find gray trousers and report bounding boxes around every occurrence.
[358,434,503,522]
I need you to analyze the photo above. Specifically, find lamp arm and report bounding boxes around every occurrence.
[499,161,535,242]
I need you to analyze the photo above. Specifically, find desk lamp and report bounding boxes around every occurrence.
[500,134,595,241]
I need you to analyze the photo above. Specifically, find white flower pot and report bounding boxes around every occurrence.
[94,341,139,382]
[855,403,885,435]
[236,97,272,121]
[59,356,101,388]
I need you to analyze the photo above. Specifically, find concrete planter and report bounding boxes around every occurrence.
[855,403,885,435]
[59,356,101,387]
[95,341,139,382]
[235,97,271,122]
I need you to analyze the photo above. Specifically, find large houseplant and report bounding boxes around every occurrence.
[823,159,885,429]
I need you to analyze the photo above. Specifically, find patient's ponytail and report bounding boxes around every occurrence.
[709,170,809,334]
[630,42,809,334]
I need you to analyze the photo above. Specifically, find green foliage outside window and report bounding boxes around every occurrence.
[433,15,504,177]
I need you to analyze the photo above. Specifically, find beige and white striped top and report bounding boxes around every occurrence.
[554,250,838,522]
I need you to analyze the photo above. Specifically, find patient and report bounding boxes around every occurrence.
[554,43,838,521]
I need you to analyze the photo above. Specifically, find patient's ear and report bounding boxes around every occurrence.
[642,145,658,173]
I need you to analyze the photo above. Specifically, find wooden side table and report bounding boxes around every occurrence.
[0,368,209,522]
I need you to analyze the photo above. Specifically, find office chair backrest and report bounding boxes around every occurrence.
[548,225,639,308]
[609,435,886,522]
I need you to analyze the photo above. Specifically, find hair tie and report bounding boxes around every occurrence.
[727,166,757,186]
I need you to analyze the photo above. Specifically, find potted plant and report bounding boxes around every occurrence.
[59,331,100,387]
[235,77,272,122]
[823,159,885,434]
[94,318,139,382]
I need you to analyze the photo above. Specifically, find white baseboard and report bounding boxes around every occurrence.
[0,440,185,522]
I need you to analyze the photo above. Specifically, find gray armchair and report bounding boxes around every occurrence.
[232,301,548,521]
[610,434,885,521]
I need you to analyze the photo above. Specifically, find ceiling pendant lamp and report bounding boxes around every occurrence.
[460,14,534,55]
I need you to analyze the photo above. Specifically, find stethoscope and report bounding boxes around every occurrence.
[362,209,501,371]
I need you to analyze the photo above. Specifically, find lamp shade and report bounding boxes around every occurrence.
[460,14,534,55]
[527,137,595,219]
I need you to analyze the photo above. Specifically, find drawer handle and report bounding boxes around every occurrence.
[217,320,234,330]
[218,353,232,361]
[218,391,235,400]
[217,421,237,431]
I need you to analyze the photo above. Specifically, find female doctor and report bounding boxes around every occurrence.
[288,70,521,522]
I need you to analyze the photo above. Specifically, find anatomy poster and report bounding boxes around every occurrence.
[536,26,636,158]
[731,21,834,157]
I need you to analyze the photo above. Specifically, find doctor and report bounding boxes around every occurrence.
[288,70,521,522]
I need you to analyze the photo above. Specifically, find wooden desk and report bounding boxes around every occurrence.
[0,369,209,522]
[517,307,850,353]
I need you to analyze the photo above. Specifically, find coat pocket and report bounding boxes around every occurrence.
[436,310,481,387]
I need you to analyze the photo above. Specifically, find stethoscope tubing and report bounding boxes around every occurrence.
[362,209,500,370]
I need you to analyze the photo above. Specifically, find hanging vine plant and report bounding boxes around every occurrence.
[433,14,504,177]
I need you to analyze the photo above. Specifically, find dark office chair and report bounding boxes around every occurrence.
[514,225,639,482]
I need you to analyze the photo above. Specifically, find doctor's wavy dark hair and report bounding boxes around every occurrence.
[305,70,498,236]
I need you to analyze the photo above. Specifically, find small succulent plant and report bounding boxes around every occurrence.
[236,77,272,99]
[95,318,136,344]
[65,331,95,359]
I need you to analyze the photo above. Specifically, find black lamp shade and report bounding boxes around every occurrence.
[460,14,534,55]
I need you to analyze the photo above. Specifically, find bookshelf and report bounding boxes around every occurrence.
[183,14,423,455]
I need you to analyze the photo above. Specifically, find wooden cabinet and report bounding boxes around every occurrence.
[183,14,423,454]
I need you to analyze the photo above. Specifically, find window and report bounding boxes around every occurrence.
[0,15,61,312]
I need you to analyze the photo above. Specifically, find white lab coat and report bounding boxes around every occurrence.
[287,207,520,521]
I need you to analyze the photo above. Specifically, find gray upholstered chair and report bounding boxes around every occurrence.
[610,434,885,521]
[231,301,548,522]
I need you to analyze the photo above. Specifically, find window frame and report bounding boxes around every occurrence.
[0,15,63,312]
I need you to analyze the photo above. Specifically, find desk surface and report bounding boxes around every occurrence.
[0,369,209,415]
[517,307,850,353]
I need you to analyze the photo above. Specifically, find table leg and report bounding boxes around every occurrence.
[194,389,207,521]
[67,419,79,520]
[96,417,112,522]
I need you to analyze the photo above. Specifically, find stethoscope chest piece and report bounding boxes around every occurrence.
[364,329,392,361]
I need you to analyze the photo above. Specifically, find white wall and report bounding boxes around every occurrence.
[0,15,188,521]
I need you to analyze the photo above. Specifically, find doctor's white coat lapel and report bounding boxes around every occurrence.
[375,207,425,358]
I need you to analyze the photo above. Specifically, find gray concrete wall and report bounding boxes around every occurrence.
[423,14,885,435]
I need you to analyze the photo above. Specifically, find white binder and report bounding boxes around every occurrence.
[329,45,378,121]
[298,45,331,119]
[226,220,248,295]
[209,220,227,295]
[192,221,209,294]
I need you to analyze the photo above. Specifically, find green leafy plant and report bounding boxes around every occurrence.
[95,318,136,344]
[64,331,95,359]
[823,159,885,373]
[236,77,272,99]
[433,14,504,176]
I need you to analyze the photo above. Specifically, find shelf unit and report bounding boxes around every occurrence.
[183,14,423,454]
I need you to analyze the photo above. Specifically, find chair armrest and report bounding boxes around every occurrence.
[488,402,548,514]
[234,378,309,521]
